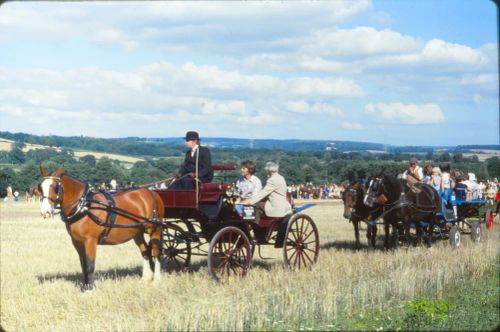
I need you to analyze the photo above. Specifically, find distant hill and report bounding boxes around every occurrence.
[1,131,498,156]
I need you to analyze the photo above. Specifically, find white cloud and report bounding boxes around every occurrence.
[460,74,497,86]
[299,26,421,57]
[420,39,486,65]
[341,122,364,130]
[364,102,446,125]
[287,100,343,116]
[287,77,364,97]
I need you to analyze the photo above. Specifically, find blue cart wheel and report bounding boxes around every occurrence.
[470,222,481,242]
[449,225,461,248]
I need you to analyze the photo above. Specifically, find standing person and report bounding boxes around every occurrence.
[250,161,292,223]
[5,184,13,202]
[235,160,262,204]
[110,177,117,190]
[170,131,213,190]
[13,190,19,202]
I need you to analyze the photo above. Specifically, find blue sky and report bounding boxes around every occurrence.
[0,0,498,146]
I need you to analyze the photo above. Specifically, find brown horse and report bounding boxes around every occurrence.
[342,181,378,249]
[39,165,165,291]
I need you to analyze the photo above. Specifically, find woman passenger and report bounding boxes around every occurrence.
[235,160,262,204]
[430,167,442,194]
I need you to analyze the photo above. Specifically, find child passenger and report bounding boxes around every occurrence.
[430,167,442,194]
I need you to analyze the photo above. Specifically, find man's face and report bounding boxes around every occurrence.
[185,139,197,149]
[410,163,417,169]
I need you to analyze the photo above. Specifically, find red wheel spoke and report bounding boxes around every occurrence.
[302,229,315,243]
[299,218,305,237]
[302,249,314,265]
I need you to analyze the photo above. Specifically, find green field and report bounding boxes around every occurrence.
[1,201,498,331]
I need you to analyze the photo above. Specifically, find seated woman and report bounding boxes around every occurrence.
[235,160,262,204]
[430,167,442,194]
[423,164,433,185]
[440,163,455,204]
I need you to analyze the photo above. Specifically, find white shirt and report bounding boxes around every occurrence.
[110,179,117,190]
[442,172,451,188]
[236,175,262,202]
[402,165,423,181]
[190,144,199,157]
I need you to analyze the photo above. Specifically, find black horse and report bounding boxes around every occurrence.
[364,175,441,248]
[342,181,380,249]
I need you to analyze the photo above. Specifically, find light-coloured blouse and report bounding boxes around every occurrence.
[235,175,262,202]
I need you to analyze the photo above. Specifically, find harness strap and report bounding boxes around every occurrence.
[97,190,117,245]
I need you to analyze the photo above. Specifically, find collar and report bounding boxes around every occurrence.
[243,175,257,182]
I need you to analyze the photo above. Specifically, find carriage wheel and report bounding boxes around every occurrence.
[160,223,191,272]
[485,209,493,229]
[470,222,481,242]
[449,224,461,248]
[283,214,319,269]
[208,226,252,283]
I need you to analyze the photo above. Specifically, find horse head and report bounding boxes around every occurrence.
[39,165,64,219]
[364,175,388,207]
[342,183,357,219]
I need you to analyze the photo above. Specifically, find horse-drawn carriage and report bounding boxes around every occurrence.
[429,187,489,247]
[38,164,319,290]
[344,175,491,250]
[154,165,320,282]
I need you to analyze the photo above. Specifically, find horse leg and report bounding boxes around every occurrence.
[367,224,377,250]
[383,221,390,250]
[404,217,411,247]
[149,226,162,281]
[71,238,89,287]
[82,238,98,291]
[353,219,361,249]
[415,221,423,246]
[426,214,435,248]
[133,232,153,281]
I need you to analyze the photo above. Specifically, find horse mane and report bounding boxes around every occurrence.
[383,174,402,202]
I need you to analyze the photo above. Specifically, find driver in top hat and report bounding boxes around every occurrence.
[169,131,213,190]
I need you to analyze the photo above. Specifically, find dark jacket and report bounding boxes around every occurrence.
[178,145,213,183]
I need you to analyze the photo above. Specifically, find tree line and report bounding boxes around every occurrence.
[1,142,499,197]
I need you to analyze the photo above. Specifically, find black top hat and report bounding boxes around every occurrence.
[185,131,200,141]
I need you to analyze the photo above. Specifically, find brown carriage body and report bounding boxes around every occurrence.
[153,164,320,281]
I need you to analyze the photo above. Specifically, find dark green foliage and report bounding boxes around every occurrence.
[0,167,17,196]
[0,132,498,195]
[8,146,25,164]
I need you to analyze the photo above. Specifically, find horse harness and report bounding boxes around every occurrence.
[374,180,439,223]
[42,176,162,243]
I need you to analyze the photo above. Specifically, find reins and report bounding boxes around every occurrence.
[372,180,440,223]
[43,175,162,228]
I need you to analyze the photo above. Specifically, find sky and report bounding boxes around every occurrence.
[0,0,498,146]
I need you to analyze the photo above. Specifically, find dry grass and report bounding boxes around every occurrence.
[72,150,144,164]
[1,200,498,331]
